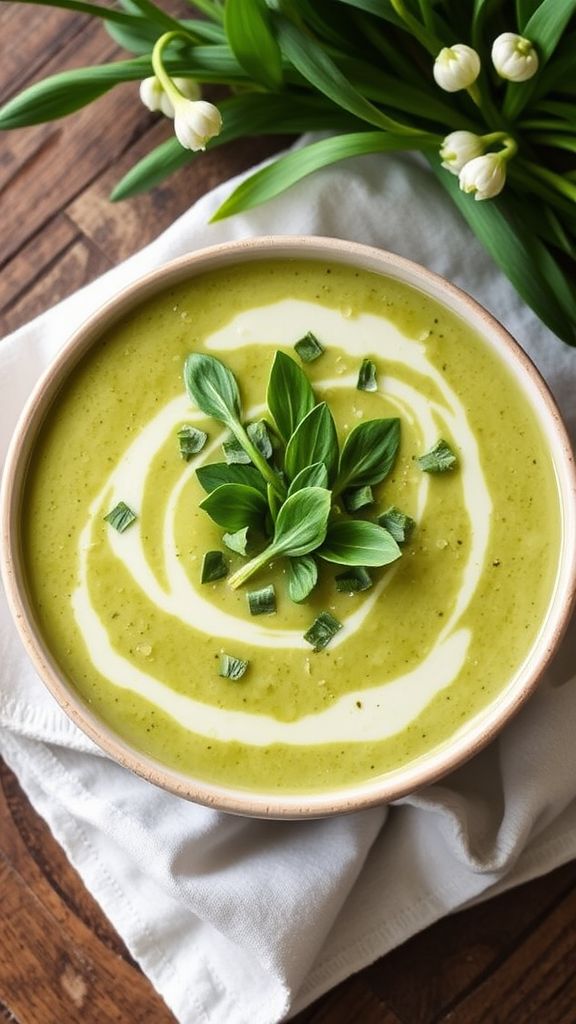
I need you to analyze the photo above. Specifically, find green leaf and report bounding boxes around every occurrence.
[247,420,273,460]
[127,0,184,32]
[418,439,457,472]
[275,17,419,134]
[320,520,401,566]
[225,0,283,89]
[223,527,255,556]
[504,0,576,118]
[343,485,374,513]
[199,483,268,531]
[196,462,267,497]
[335,566,373,592]
[247,584,277,615]
[303,611,343,651]
[211,131,435,222]
[378,506,416,544]
[201,550,229,583]
[228,487,331,588]
[335,418,400,494]
[223,435,252,464]
[267,481,283,524]
[267,350,316,443]
[294,331,325,363]
[10,0,151,26]
[178,425,208,461]
[219,653,249,679]
[103,501,137,533]
[429,156,576,346]
[284,403,339,485]
[287,462,329,496]
[357,358,377,392]
[287,555,318,603]
[184,353,241,429]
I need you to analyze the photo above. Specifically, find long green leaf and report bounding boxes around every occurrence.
[211,130,436,221]
[267,350,315,443]
[515,0,542,29]
[106,16,225,54]
[8,0,152,25]
[504,0,576,119]
[225,0,283,89]
[111,93,359,200]
[126,0,184,32]
[276,16,419,135]
[430,155,576,345]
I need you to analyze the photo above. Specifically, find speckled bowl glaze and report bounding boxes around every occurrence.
[2,236,576,818]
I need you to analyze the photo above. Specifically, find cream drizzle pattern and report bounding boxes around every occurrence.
[71,299,492,745]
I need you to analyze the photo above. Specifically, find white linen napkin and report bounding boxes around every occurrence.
[1,143,575,1024]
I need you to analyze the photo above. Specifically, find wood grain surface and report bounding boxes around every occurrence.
[2,7,576,1023]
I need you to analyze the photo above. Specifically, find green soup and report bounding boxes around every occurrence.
[23,260,561,793]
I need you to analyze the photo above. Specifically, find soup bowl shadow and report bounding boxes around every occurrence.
[2,236,576,818]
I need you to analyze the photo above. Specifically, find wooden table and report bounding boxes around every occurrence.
[2,7,576,1022]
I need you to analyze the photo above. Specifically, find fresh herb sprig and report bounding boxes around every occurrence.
[185,348,406,599]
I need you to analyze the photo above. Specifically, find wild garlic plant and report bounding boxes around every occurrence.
[1,0,574,344]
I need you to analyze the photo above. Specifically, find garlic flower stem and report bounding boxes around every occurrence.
[151,31,194,105]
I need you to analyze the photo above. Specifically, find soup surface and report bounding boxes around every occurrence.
[23,259,562,793]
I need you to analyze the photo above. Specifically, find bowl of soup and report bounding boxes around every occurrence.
[2,236,575,817]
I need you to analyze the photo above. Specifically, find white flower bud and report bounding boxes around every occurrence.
[173,99,223,151]
[433,44,481,92]
[491,32,539,82]
[440,131,484,175]
[459,153,506,201]
[139,76,202,119]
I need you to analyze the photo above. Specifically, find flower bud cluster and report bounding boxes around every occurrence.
[433,32,538,93]
[440,131,516,201]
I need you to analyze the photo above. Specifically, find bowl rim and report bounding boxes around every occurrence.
[2,234,576,818]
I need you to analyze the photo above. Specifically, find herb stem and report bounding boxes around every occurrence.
[228,546,276,590]
[229,420,287,500]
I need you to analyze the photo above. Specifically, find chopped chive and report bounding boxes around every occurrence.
[223,527,253,556]
[201,550,228,583]
[223,435,251,465]
[378,506,416,544]
[247,419,273,460]
[335,566,372,593]
[418,439,457,473]
[103,501,137,533]
[177,425,208,461]
[304,611,343,651]
[357,358,377,392]
[294,331,325,363]
[247,584,276,616]
[219,653,249,680]
[343,485,374,513]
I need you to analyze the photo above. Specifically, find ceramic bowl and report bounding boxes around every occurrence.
[2,236,575,817]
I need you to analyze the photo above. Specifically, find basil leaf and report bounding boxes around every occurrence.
[287,461,329,496]
[178,425,208,461]
[357,358,377,392]
[267,350,315,443]
[335,418,400,493]
[247,584,277,615]
[304,612,343,651]
[223,527,255,556]
[335,566,373,592]
[184,353,241,429]
[219,653,249,679]
[294,331,325,363]
[319,520,401,566]
[103,501,137,533]
[287,555,318,603]
[201,550,229,583]
[199,483,268,531]
[247,419,273,460]
[284,403,339,484]
[228,487,331,588]
[343,484,374,513]
[196,462,267,497]
[418,439,457,473]
[223,435,252,464]
[378,506,416,544]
